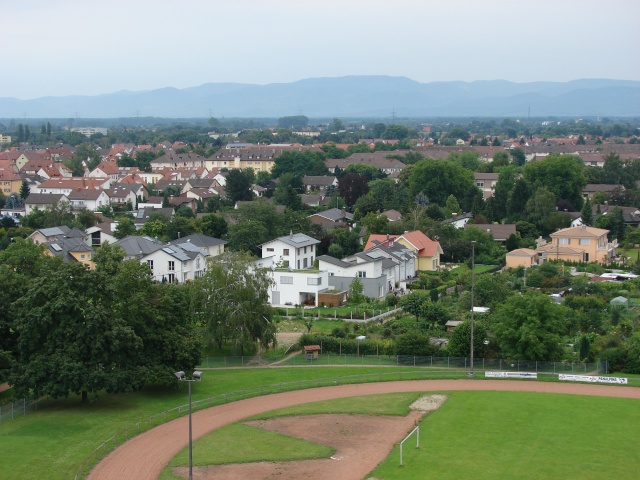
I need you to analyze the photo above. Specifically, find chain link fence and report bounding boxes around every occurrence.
[197,353,605,374]
[0,395,61,424]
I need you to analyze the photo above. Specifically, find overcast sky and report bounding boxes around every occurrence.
[2,0,639,99]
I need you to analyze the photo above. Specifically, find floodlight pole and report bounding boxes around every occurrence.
[470,241,476,377]
[175,371,203,480]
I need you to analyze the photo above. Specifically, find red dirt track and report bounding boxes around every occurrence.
[87,380,640,480]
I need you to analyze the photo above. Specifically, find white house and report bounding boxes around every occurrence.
[67,189,110,211]
[260,232,319,270]
[318,253,390,299]
[169,233,226,257]
[141,243,208,283]
[268,269,329,306]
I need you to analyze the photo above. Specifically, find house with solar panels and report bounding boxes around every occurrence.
[114,235,208,283]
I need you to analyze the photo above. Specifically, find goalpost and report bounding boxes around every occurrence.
[399,425,419,466]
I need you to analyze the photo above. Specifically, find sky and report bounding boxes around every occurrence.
[2,0,639,100]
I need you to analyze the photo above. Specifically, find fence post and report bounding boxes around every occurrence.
[24,398,26,415]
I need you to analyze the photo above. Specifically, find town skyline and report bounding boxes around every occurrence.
[2,0,639,100]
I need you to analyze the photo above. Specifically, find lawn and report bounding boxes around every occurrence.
[0,366,436,480]
[160,391,639,480]
[160,393,422,479]
[370,391,640,480]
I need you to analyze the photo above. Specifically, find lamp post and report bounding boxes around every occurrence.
[356,335,366,356]
[469,241,476,377]
[174,371,204,480]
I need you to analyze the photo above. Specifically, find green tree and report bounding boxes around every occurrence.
[399,291,429,321]
[525,187,557,230]
[601,152,625,185]
[338,173,369,207]
[192,252,276,354]
[348,277,366,304]
[19,181,30,199]
[581,197,593,226]
[443,195,462,218]
[381,124,411,140]
[492,291,567,361]
[447,320,488,358]
[359,212,389,235]
[113,217,137,239]
[492,150,510,167]
[225,169,253,203]
[407,159,475,206]
[395,332,442,356]
[11,263,145,401]
[278,115,308,129]
[228,220,269,255]
[492,167,517,220]
[510,147,526,166]
[271,151,328,178]
[506,178,531,221]
[523,154,586,210]
[197,213,227,238]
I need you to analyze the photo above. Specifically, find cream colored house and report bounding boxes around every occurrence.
[505,248,539,269]
[537,225,616,263]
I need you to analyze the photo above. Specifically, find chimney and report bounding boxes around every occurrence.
[452,213,457,219]
[581,224,586,230]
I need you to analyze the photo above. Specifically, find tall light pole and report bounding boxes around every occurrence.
[175,371,204,480]
[469,241,476,377]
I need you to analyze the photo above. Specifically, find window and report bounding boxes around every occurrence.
[584,252,590,261]
[196,257,200,269]
[283,249,289,256]
[304,246,307,253]
[147,260,154,273]
[303,258,308,268]
[307,278,321,286]
[266,247,274,252]
[280,276,293,284]
[579,238,590,246]
[558,238,569,245]
[357,271,366,278]
[81,254,85,260]
[168,261,175,271]
[168,273,175,283]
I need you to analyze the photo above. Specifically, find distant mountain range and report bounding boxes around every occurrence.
[1,76,639,118]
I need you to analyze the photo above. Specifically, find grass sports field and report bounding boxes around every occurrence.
[1,368,638,479]
[159,391,640,480]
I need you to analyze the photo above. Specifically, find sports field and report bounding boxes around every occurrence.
[156,390,639,480]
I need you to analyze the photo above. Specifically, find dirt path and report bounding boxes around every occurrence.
[87,380,640,480]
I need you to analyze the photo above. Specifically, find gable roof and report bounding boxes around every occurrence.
[263,232,320,249]
[114,235,164,257]
[168,233,226,248]
[464,223,517,241]
[550,225,609,238]
[397,230,442,257]
[310,208,353,222]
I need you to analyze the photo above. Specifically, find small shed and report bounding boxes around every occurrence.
[445,320,464,333]
[610,296,629,308]
[303,345,321,360]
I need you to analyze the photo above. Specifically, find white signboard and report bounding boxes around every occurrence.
[485,371,538,379]
[558,374,628,384]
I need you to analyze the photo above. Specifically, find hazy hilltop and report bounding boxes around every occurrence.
[1,76,638,118]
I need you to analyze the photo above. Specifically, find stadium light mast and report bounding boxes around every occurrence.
[174,371,204,480]
[469,241,476,377]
